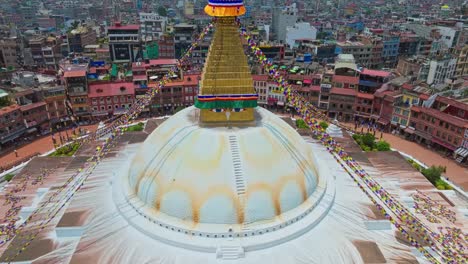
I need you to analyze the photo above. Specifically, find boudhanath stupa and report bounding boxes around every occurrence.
[0,1,466,263]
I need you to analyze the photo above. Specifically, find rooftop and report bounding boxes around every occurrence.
[88,82,136,98]
[330,87,357,96]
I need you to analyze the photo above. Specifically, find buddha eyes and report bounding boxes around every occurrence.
[211,108,245,113]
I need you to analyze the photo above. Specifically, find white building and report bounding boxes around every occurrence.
[139,12,167,42]
[427,54,457,85]
[272,3,298,43]
[437,26,459,49]
[285,22,317,48]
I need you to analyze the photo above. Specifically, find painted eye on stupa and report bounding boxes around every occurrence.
[212,109,226,113]
[232,108,245,113]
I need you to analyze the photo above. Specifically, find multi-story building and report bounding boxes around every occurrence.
[410,95,467,153]
[108,23,141,63]
[42,86,68,128]
[29,37,46,67]
[453,44,468,78]
[68,26,97,53]
[149,74,199,114]
[336,41,372,67]
[0,104,26,147]
[427,53,457,85]
[354,92,374,120]
[382,35,400,68]
[63,65,89,119]
[272,3,298,43]
[398,32,420,57]
[285,22,317,48]
[328,88,356,122]
[0,38,19,68]
[20,102,49,133]
[173,24,197,58]
[88,82,135,117]
[391,84,421,131]
[158,34,175,59]
[139,13,167,42]
[42,36,63,70]
[253,75,269,105]
[358,69,392,93]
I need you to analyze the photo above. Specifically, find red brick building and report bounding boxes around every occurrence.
[0,105,26,146]
[149,74,199,114]
[20,102,49,133]
[328,88,356,122]
[88,82,136,118]
[410,96,468,153]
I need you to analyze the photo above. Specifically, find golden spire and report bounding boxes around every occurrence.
[195,1,257,123]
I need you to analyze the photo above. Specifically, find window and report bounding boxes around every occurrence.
[448,135,452,142]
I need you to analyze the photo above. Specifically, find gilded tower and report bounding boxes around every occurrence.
[195,0,258,123]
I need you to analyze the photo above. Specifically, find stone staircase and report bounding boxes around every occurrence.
[228,135,246,196]
[216,245,245,260]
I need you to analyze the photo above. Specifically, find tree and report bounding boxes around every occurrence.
[158,6,167,17]
[361,133,376,149]
[421,166,444,185]
[375,140,391,151]
[296,119,309,129]
[319,121,329,130]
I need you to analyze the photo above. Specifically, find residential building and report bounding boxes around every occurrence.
[453,44,468,78]
[139,13,167,42]
[328,88,356,122]
[173,24,197,58]
[158,34,175,59]
[0,104,26,147]
[148,74,199,114]
[382,35,400,68]
[392,84,421,130]
[410,96,467,153]
[427,54,457,85]
[68,26,97,53]
[272,3,298,43]
[63,65,89,120]
[0,38,19,68]
[285,22,317,49]
[354,92,374,120]
[88,82,135,117]
[358,69,392,93]
[20,102,49,133]
[42,86,68,128]
[336,41,372,67]
[29,37,46,67]
[42,36,63,70]
[253,75,269,105]
[108,23,141,63]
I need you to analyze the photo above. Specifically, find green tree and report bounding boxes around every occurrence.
[375,140,391,151]
[4,174,14,182]
[421,166,444,185]
[361,133,376,149]
[295,119,309,129]
[319,121,329,130]
[158,6,167,17]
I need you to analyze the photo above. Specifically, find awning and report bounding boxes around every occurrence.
[455,147,468,158]
[377,118,390,125]
[26,127,37,133]
[303,79,312,84]
[431,137,457,151]
[277,101,285,106]
[404,127,415,134]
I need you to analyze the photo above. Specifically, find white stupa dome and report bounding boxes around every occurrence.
[126,106,322,226]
